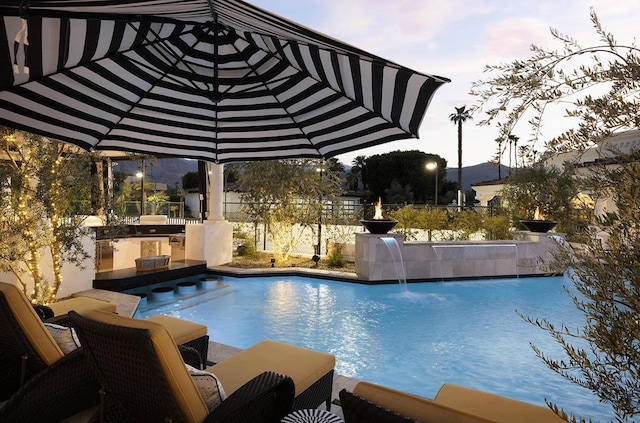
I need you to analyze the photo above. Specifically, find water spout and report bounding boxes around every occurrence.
[380,237,407,291]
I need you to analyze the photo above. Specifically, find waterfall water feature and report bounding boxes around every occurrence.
[380,237,408,291]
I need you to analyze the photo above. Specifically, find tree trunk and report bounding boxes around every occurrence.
[457,121,463,192]
[498,142,502,179]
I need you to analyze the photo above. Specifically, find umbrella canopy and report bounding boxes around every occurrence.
[0,0,449,163]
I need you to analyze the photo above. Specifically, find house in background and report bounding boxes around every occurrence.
[471,129,640,218]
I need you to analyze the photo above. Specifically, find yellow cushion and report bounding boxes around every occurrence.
[210,340,335,397]
[83,310,209,423]
[0,282,63,365]
[48,296,116,316]
[353,381,494,423]
[146,314,207,344]
[434,383,566,423]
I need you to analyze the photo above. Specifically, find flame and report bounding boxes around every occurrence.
[373,198,384,220]
[534,206,544,220]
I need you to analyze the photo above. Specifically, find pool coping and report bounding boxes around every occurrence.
[207,265,361,282]
[207,265,555,284]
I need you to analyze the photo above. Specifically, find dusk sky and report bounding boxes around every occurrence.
[248,0,639,168]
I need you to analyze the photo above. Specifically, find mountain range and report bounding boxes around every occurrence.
[445,162,509,191]
[114,158,508,192]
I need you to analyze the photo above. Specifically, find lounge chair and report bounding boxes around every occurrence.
[0,282,103,421]
[208,339,335,412]
[0,281,207,422]
[339,381,566,423]
[68,310,295,423]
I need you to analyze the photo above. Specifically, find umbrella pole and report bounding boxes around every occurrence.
[213,12,219,102]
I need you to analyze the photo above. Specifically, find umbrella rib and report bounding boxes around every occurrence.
[124,20,216,94]
[124,19,227,104]
[72,22,218,143]
[7,16,214,97]
[224,29,390,135]
[211,27,293,103]
[228,33,321,156]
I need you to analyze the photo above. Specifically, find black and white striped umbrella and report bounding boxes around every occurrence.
[0,0,449,163]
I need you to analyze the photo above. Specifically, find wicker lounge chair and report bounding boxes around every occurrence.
[68,310,295,423]
[339,381,566,423]
[208,339,335,412]
[0,282,101,421]
[0,281,204,422]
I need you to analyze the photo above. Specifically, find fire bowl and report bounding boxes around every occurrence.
[360,219,398,234]
[519,220,558,233]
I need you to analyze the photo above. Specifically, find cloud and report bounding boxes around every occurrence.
[316,0,493,56]
[480,17,550,58]
[252,0,640,167]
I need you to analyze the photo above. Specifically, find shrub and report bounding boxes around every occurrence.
[326,243,346,267]
[389,205,421,240]
[450,210,483,240]
[483,215,513,240]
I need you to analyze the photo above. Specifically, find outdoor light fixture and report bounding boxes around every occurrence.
[137,161,145,217]
[316,162,325,256]
[426,162,438,206]
[270,258,276,268]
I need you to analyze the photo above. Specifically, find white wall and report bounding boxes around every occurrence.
[111,237,172,270]
[0,230,96,300]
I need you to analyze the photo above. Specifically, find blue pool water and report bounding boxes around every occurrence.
[132,275,611,421]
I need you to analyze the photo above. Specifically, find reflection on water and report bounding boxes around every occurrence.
[389,291,446,302]
[133,275,612,422]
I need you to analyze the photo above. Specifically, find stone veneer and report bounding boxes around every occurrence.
[355,231,562,282]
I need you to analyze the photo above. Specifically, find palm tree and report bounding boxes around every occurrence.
[518,145,528,168]
[495,138,503,179]
[352,155,367,190]
[512,135,519,171]
[507,134,518,175]
[346,171,359,192]
[326,157,344,175]
[449,106,472,193]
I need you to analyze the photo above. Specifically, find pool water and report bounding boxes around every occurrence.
[132,275,611,421]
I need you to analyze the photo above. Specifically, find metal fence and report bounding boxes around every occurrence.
[114,200,495,256]
[121,201,187,219]
[226,202,495,256]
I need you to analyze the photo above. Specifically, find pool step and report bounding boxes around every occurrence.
[135,281,234,314]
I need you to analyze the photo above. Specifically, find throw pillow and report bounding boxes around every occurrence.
[43,322,81,354]
[186,364,226,412]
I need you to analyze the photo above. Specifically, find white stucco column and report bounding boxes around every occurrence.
[208,162,225,221]
[185,161,233,266]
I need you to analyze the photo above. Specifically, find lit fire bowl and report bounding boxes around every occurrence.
[520,220,558,233]
[360,219,398,234]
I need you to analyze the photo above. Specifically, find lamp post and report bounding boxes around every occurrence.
[315,162,324,256]
[425,162,438,206]
[136,160,145,218]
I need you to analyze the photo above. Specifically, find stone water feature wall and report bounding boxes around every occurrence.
[355,231,562,282]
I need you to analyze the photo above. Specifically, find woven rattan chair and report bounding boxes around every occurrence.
[68,310,295,423]
[0,282,101,421]
[339,389,419,423]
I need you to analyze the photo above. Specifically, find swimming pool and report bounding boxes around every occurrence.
[131,274,611,421]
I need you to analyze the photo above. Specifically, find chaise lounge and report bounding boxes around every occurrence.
[68,309,335,422]
[0,281,213,421]
[340,381,566,423]
[0,282,111,420]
